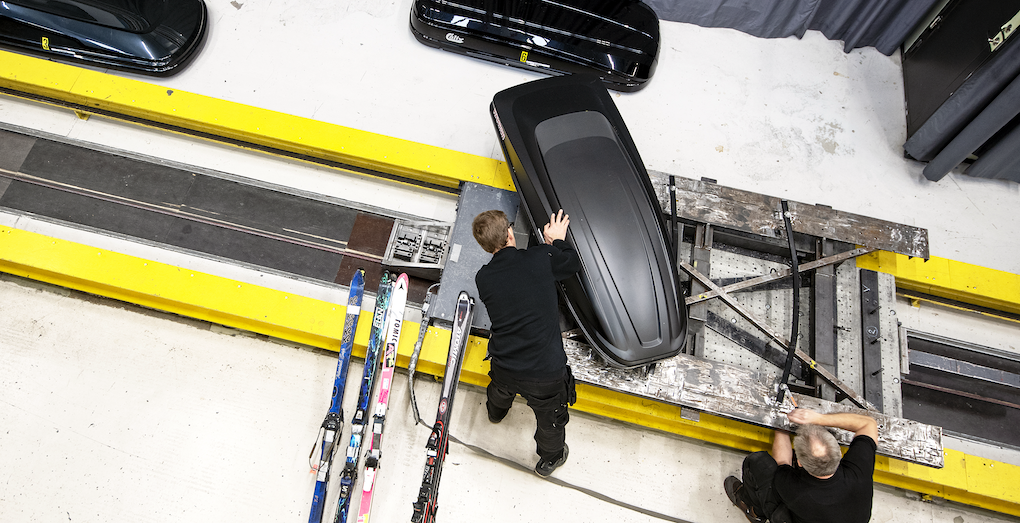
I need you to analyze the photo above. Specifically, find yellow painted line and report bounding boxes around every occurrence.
[1,225,1018,515]
[0,50,515,192]
[877,449,1020,516]
[899,292,1020,325]
[0,225,354,350]
[858,251,1020,316]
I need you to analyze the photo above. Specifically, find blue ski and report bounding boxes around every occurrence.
[333,273,392,523]
[309,269,365,523]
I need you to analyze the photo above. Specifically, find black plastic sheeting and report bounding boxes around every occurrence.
[644,0,940,55]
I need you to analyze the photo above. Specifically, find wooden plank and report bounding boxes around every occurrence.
[648,172,929,259]
[565,339,944,468]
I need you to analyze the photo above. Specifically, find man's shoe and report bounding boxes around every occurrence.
[487,407,509,424]
[724,476,766,523]
[535,444,569,477]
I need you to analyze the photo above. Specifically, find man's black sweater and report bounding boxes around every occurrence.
[475,239,581,381]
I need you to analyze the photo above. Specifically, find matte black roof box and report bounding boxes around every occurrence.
[0,0,207,75]
[491,75,687,367]
[411,0,660,92]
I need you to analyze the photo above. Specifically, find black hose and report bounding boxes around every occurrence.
[776,200,800,404]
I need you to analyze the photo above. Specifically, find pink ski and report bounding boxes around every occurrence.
[356,273,408,523]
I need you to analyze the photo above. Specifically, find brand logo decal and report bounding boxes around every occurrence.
[446,32,464,44]
[41,37,50,51]
[520,50,529,62]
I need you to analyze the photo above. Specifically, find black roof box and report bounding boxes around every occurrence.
[411,0,660,92]
[490,75,687,368]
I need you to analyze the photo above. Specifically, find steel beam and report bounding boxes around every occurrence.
[860,269,884,411]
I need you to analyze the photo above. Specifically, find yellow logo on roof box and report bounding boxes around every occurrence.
[41,37,50,50]
[520,50,528,62]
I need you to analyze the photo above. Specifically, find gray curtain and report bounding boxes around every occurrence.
[914,70,1020,181]
[645,0,941,55]
[903,39,1020,182]
[965,122,1020,181]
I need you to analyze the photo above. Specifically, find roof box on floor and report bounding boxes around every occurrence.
[410,0,660,92]
[0,0,207,76]
[490,75,687,368]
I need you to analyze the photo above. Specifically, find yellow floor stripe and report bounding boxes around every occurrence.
[2,225,1017,516]
[858,251,1020,316]
[0,51,514,192]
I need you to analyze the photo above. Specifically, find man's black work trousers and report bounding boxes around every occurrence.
[742,451,793,523]
[486,366,575,462]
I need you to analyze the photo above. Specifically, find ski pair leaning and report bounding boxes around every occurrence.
[411,291,476,523]
[308,269,365,523]
[307,271,409,523]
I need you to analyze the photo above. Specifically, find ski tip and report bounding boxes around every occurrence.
[396,273,409,288]
[348,269,366,296]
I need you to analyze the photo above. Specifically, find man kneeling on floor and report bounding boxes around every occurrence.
[725,408,879,523]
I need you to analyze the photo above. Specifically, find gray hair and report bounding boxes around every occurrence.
[794,424,842,477]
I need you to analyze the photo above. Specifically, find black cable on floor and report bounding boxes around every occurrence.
[446,431,697,523]
[408,408,695,523]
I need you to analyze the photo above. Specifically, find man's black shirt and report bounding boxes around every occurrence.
[475,239,581,381]
[773,435,877,523]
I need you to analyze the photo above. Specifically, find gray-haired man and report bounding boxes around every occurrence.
[724,408,879,523]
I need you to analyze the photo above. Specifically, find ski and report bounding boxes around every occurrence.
[411,291,475,523]
[356,273,409,523]
[407,283,439,426]
[333,273,392,523]
[308,269,366,523]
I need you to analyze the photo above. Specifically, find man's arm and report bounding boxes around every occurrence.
[786,408,879,442]
[543,210,581,278]
[772,429,793,467]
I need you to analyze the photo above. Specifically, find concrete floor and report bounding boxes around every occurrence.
[2,0,1020,521]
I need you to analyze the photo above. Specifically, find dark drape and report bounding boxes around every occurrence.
[916,70,1020,181]
[965,120,1020,181]
[644,0,941,55]
[904,37,1020,182]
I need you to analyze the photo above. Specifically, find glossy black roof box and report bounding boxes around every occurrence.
[411,0,660,92]
[491,75,687,367]
[1,0,207,75]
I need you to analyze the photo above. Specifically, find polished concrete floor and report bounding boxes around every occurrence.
[2,0,1020,521]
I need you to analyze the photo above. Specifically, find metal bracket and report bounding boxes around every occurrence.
[686,247,875,305]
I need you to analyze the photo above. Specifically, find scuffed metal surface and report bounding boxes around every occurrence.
[648,171,929,260]
[566,339,944,468]
[791,396,944,468]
